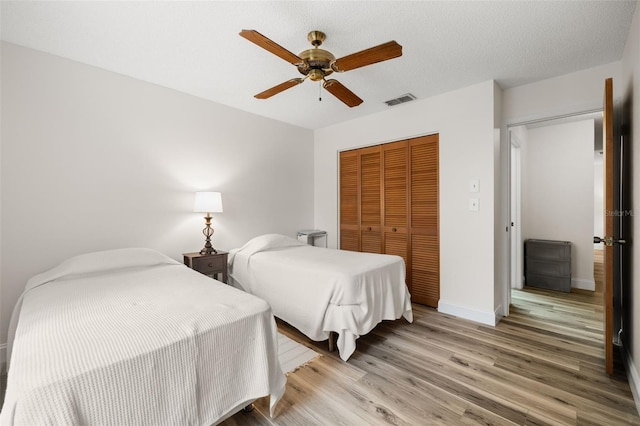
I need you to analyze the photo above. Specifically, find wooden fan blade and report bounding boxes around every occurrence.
[240,30,303,65]
[323,79,363,107]
[255,78,304,99]
[332,41,402,72]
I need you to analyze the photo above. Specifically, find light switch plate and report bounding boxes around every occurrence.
[469,179,480,193]
[469,198,479,211]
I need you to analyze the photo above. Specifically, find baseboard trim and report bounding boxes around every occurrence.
[622,344,640,416]
[438,300,497,326]
[572,278,595,291]
[494,304,504,325]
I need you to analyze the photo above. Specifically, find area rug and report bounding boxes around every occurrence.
[277,333,320,374]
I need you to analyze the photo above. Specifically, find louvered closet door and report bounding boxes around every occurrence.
[359,146,383,253]
[340,150,360,251]
[382,141,410,290]
[410,135,439,307]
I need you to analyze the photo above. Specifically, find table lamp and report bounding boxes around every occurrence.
[194,191,223,254]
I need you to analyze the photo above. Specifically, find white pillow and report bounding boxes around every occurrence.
[229,234,306,264]
[243,233,304,251]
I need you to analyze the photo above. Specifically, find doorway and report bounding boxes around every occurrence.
[507,111,603,304]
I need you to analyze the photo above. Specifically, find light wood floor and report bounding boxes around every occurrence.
[223,253,639,425]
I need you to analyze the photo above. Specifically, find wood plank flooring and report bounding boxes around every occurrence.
[223,257,639,425]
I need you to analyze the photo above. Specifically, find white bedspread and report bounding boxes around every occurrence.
[228,234,413,361]
[0,248,286,426]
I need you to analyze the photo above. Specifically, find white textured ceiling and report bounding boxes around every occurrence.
[1,1,636,130]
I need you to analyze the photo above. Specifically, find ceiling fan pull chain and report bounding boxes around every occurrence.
[319,81,322,102]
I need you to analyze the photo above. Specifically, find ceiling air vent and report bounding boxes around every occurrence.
[384,93,416,107]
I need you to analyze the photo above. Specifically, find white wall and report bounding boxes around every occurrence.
[620,1,640,413]
[0,42,315,359]
[521,120,595,289]
[503,62,622,123]
[314,80,499,325]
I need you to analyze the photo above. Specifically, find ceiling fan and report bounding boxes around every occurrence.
[239,29,403,107]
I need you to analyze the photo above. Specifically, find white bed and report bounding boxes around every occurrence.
[228,234,413,361]
[0,248,286,426]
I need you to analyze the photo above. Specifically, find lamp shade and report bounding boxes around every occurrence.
[194,191,223,213]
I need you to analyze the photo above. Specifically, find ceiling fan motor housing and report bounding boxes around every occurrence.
[298,47,335,80]
[296,31,334,81]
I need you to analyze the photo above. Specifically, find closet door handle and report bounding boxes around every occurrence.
[392,228,397,232]
[367,227,372,231]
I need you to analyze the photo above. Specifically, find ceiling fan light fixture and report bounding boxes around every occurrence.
[308,69,325,81]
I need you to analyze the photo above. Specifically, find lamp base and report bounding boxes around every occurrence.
[200,214,217,255]
[199,246,218,255]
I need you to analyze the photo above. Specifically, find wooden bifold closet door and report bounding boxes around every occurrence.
[339,134,439,307]
[360,146,383,253]
[382,141,409,286]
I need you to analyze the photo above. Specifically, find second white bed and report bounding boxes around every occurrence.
[228,234,413,361]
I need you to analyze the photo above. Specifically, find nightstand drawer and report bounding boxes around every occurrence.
[192,255,225,275]
[183,251,229,283]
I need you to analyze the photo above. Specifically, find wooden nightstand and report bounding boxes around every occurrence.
[183,251,228,284]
